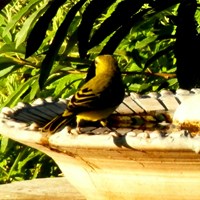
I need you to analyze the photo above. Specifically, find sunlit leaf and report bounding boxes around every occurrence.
[25,0,67,58]
[39,0,87,89]
[2,0,41,37]
[0,76,38,109]
[0,65,19,78]
[77,0,116,57]
[135,36,158,49]
[0,43,26,54]
[15,1,49,48]
[89,0,144,49]
[0,57,20,70]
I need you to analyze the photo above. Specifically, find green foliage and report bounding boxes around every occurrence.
[0,0,88,107]
[18,0,185,91]
[2,0,200,106]
[0,0,200,183]
[0,135,61,184]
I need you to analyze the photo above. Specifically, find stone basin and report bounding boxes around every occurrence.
[1,89,200,199]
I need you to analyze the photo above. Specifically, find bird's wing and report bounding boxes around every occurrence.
[68,75,111,111]
[41,111,75,133]
[68,87,101,110]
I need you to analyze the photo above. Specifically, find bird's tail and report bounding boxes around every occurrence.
[41,111,75,134]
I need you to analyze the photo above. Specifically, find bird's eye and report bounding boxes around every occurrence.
[94,60,98,65]
[94,57,100,66]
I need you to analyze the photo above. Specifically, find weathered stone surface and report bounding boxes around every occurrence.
[1,90,200,199]
[0,178,85,200]
[173,94,200,132]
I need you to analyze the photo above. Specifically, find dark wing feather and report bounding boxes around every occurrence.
[67,74,112,111]
[42,111,75,133]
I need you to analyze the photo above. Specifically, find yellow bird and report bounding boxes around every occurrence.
[42,55,125,133]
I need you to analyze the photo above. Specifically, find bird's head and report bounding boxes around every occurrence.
[94,55,119,75]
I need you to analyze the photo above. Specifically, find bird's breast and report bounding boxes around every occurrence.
[76,107,117,122]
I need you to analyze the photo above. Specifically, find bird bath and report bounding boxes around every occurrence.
[1,89,200,199]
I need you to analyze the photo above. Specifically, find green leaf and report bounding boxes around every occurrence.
[0,65,19,78]
[39,0,87,89]
[25,0,67,58]
[15,1,49,48]
[77,0,116,57]
[89,0,144,49]
[29,78,40,101]
[101,9,149,54]
[0,76,37,109]
[0,43,26,54]
[62,30,78,57]
[21,80,39,102]
[53,74,83,97]
[2,0,42,37]
[0,136,9,153]
[18,150,41,170]
[0,56,20,70]
[135,36,158,49]
[144,45,174,70]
